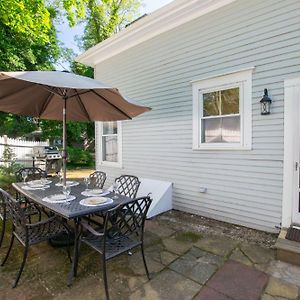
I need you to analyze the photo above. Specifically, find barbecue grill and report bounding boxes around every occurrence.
[32,146,62,173]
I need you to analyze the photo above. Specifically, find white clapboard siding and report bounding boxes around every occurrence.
[94,0,300,232]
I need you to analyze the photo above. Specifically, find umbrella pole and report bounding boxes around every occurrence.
[62,98,67,187]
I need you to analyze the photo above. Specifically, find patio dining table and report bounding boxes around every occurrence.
[12,179,133,286]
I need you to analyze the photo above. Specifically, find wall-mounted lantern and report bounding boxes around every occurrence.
[260,89,272,115]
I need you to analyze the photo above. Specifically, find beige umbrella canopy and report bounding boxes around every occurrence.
[0,71,151,184]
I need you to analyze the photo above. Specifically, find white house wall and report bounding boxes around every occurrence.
[94,0,300,232]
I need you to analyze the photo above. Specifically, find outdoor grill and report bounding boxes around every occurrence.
[32,146,62,174]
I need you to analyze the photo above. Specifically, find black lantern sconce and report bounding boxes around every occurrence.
[260,89,272,115]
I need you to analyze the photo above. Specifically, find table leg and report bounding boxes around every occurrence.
[67,218,81,286]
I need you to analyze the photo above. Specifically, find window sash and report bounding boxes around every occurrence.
[199,83,243,147]
[98,121,122,167]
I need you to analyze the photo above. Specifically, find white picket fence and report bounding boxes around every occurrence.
[0,135,49,166]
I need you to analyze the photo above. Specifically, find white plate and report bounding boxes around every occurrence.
[55,181,79,187]
[42,194,76,203]
[81,190,110,197]
[23,185,50,190]
[79,197,113,207]
[28,179,52,185]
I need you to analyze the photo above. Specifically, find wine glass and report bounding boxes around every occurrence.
[58,171,63,185]
[84,176,90,191]
[41,173,47,185]
[62,185,71,200]
[112,181,119,200]
[21,170,28,184]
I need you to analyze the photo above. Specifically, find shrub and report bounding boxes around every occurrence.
[67,147,94,167]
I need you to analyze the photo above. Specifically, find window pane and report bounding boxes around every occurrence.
[221,88,239,115]
[203,91,220,116]
[102,136,118,162]
[103,121,117,135]
[203,87,239,116]
[201,118,222,143]
[202,116,240,143]
[222,116,240,143]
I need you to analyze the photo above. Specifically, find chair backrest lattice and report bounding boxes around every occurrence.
[104,196,152,242]
[0,188,25,227]
[115,175,141,199]
[89,171,106,189]
[15,167,46,182]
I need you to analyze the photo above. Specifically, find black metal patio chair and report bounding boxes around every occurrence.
[114,175,141,198]
[0,189,71,288]
[0,188,42,248]
[15,167,47,182]
[77,196,152,300]
[89,171,107,189]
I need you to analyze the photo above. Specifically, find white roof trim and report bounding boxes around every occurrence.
[76,0,237,67]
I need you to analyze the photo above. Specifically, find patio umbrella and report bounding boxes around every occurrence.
[0,71,151,185]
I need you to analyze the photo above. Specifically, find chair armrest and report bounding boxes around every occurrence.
[81,221,104,237]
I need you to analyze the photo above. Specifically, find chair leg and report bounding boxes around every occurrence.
[102,257,109,300]
[67,231,72,263]
[0,219,5,248]
[1,234,14,266]
[141,244,150,280]
[13,245,29,288]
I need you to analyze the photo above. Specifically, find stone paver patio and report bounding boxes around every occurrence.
[1,210,300,300]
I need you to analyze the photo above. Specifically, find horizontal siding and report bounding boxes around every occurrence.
[94,0,300,232]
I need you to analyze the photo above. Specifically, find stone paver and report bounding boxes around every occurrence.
[207,260,269,300]
[241,243,274,264]
[162,236,194,255]
[195,286,231,300]
[129,269,201,300]
[264,277,299,299]
[266,260,300,287]
[194,236,239,257]
[169,247,223,284]
[229,248,253,266]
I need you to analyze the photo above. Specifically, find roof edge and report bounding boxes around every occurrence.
[76,0,237,67]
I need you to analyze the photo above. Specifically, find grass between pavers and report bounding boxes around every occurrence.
[174,231,203,243]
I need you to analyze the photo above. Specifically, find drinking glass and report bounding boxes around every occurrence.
[112,181,119,200]
[84,176,90,190]
[62,185,71,200]
[41,173,47,185]
[21,171,28,184]
[58,171,63,185]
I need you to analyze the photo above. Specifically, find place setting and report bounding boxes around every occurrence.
[55,171,80,187]
[79,176,115,207]
[42,185,76,204]
[21,170,51,190]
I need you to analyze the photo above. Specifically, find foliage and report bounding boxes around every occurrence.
[78,0,142,51]
[67,146,94,166]
[0,145,22,190]
[0,113,37,138]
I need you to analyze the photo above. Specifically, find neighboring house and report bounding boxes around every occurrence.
[77,0,300,233]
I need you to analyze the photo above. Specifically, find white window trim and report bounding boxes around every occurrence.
[192,69,253,150]
[96,121,123,168]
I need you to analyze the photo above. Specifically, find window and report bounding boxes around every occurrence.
[192,69,253,150]
[97,121,122,167]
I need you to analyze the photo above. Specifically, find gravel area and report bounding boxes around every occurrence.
[157,210,278,248]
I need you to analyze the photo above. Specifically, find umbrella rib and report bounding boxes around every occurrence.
[38,92,55,117]
[75,89,91,122]
[90,90,132,120]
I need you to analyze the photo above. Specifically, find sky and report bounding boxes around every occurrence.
[56,0,174,61]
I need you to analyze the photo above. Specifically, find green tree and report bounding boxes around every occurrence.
[68,0,142,150]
